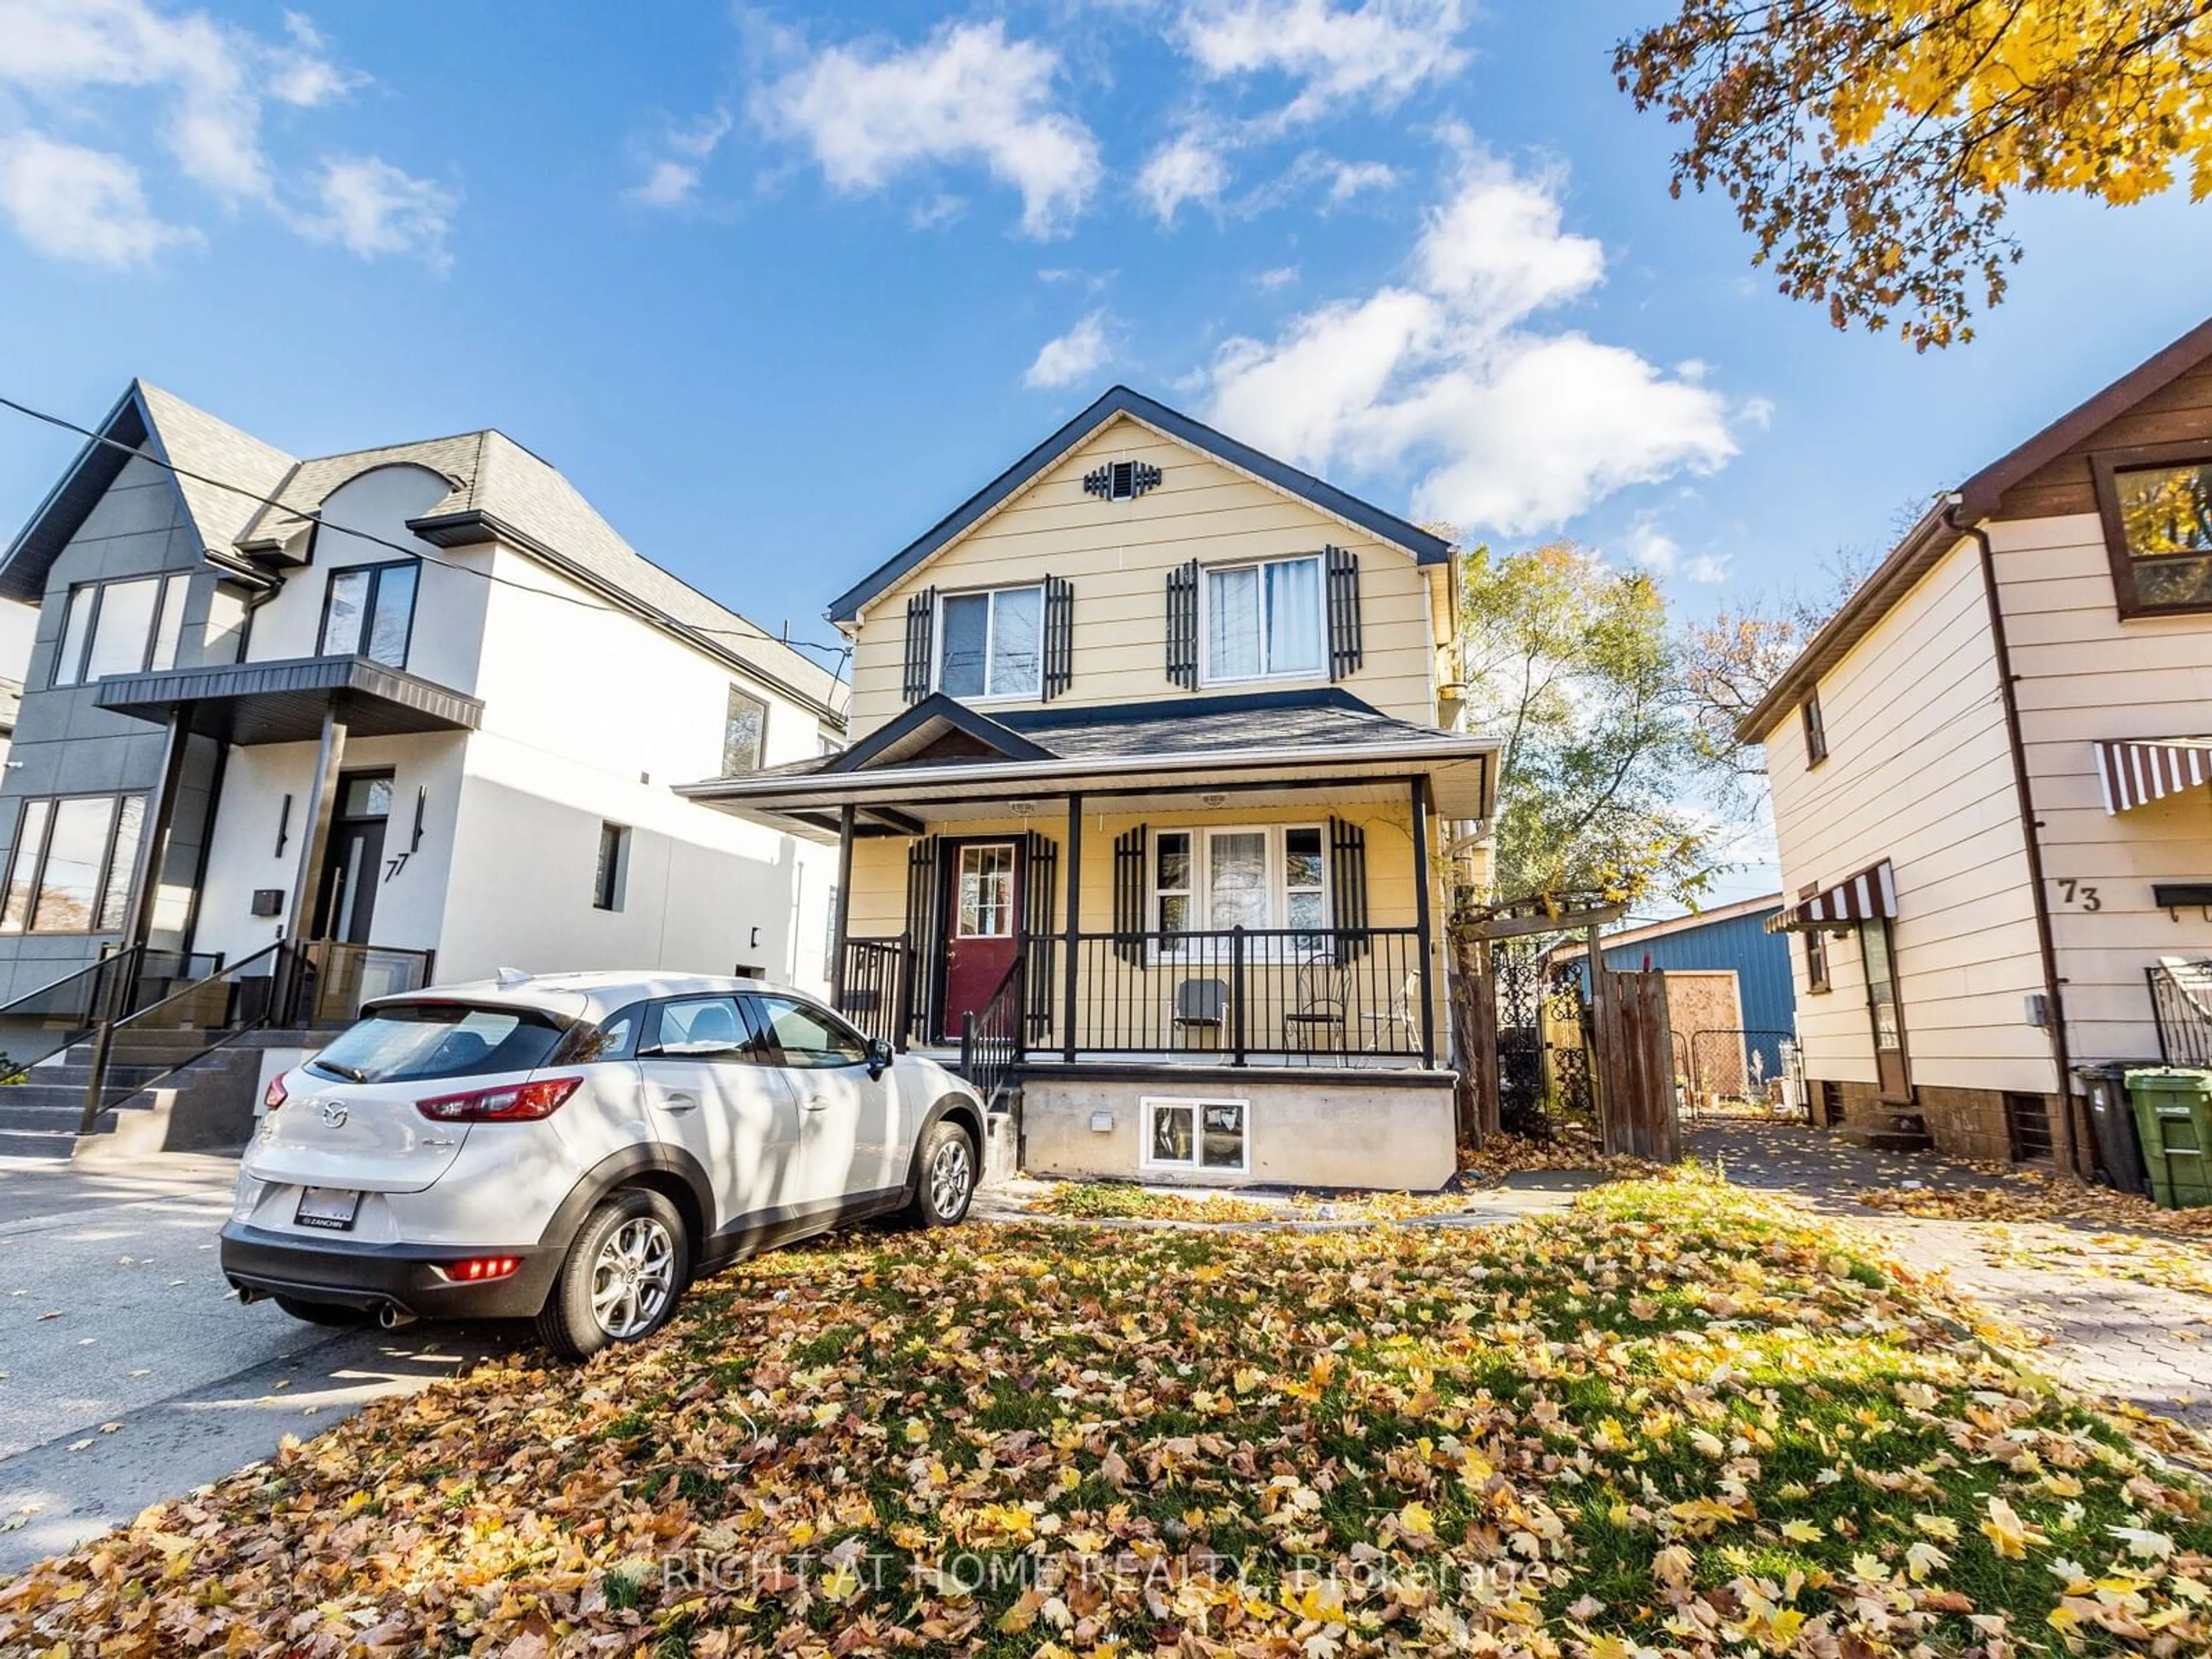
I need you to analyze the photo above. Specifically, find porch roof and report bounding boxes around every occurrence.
[94,653,484,744]
[676,688,1495,840]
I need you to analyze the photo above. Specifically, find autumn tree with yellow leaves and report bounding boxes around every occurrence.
[1616,1,2212,347]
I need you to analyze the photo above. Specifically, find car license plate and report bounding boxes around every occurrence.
[294,1187,360,1232]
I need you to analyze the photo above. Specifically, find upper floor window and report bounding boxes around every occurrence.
[2094,443,2212,616]
[320,560,418,667]
[940,585,1041,699]
[1801,691,1828,766]
[724,686,768,774]
[1206,555,1323,682]
[1,792,145,934]
[51,573,190,688]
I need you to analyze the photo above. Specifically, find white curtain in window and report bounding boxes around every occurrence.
[1207,831,1268,929]
[1208,567,1261,679]
[1267,557,1323,675]
[991,586,1041,695]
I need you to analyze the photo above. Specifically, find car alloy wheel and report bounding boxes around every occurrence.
[590,1214,676,1339]
[929,1133,973,1218]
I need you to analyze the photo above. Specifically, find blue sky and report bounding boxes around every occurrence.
[0,0,2206,895]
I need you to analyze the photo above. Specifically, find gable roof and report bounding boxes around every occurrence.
[0,383,847,719]
[824,385,1456,624]
[1738,315,2212,743]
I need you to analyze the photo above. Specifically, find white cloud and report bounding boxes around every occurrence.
[1177,0,1467,125]
[1138,131,1229,225]
[296,156,455,268]
[757,20,1099,237]
[0,131,191,263]
[1202,156,1736,535]
[1257,264,1298,288]
[627,107,730,208]
[1622,516,1729,584]
[0,1,451,265]
[1318,157,1396,203]
[1024,309,1114,389]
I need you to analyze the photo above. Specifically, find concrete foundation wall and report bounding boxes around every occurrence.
[1020,1070,1458,1190]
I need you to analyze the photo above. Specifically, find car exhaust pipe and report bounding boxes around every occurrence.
[233,1282,266,1306]
[377,1303,416,1330]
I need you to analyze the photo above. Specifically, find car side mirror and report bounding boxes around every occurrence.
[865,1037,893,1080]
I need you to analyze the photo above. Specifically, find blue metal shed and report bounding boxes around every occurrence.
[1558,895,1796,1081]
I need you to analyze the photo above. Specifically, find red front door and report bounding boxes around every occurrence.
[941,842,1020,1041]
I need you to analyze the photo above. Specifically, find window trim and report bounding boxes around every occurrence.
[1801,691,1828,767]
[1150,822,1333,945]
[1803,927,1832,994]
[2090,438,2212,619]
[1139,1094,1251,1174]
[723,684,770,775]
[0,790,148,935]
[1199,553,1328,686]
[49,573,192,689]
[316,558,419,667]
[934,582,1045,702]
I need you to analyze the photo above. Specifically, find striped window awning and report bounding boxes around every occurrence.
[1767,859,1896,934]
[2099,738,2212,815]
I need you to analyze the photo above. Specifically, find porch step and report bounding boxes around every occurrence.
[1842,1108,1934,1154]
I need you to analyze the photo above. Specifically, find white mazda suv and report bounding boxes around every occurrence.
[221,971,985,1358]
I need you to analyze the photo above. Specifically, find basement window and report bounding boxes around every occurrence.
[1142,1096,1249,1173]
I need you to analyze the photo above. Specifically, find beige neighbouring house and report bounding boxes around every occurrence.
[1740,319,2212,1172]
[680,387,1497,1191]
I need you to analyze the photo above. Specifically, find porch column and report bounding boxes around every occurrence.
[282,699,349,1020]
[1411,774,1436,1068]
[830,803,855,1009]
[1062,793,1082,1062]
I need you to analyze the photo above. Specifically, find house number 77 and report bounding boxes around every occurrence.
[2055,878,2100,911]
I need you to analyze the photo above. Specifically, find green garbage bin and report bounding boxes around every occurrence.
[2124,1069,2212,1209]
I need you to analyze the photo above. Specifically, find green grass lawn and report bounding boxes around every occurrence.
[3,1173,2209,1657]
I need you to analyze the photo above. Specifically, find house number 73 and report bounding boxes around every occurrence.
[2055,878,2100,911]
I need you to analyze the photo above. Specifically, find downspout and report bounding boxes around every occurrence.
[1947,499,2081,1178]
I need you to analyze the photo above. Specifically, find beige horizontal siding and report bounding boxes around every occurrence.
[1764,534,2054,1092]
[1985,514,2212,1063]
[844,413,1444,737]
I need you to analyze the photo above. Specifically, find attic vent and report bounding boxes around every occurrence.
[1084,460,1161,502]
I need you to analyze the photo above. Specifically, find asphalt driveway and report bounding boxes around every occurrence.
[0,1151,505,1574]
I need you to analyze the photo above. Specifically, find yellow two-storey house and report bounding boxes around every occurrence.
[683,388,1495,1191]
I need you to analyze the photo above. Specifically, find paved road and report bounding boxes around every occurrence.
[0,1152,505,1575]
[1690,1120,2212,1431]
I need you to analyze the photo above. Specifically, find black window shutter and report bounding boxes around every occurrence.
[904,836,940,1035]
[1112,825,1148,964]
[1022,829,1058,1041]
[1043,574,1073,701]
[1325,546,1362,681]
[1329,816,1369,959]
[902,588,936,704]
[1165,560,1198,690]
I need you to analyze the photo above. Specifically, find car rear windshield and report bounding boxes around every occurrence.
[305,1002,566,1085]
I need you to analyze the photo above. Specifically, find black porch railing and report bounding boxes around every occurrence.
[0,945,222,1081]
[2151,960,2212,1066]
[838,935,914,1050]
[959,955,1026,1107]
[840,926,1430,1067]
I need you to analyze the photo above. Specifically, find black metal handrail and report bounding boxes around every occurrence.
[2151,960,2212,1066]
[959,953,1026,1108]
[77,941,293,1134]
[838,935,913,1049]
[0,945,223,1084]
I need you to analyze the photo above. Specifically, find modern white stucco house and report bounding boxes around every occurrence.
[0,382,845,1031]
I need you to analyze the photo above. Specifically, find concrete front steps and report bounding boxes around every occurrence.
[1840,1105,1935,1154]
[0,1027,321,1161]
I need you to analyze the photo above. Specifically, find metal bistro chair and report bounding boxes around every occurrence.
[1360,969,1423,1055]
[1283,957,1350,1061]
[1171,977,1229,1051]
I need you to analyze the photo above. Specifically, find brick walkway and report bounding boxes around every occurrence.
[1690,1119,2212,1431]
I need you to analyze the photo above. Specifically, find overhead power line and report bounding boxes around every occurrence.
[0,391,855,687]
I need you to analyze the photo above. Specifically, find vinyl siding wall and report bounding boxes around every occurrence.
[1763,536,2054,1094]
[845,415,1442,739]
[1987,511,2212,1062]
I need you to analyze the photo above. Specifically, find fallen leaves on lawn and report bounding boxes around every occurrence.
[3,1173,2210,1658]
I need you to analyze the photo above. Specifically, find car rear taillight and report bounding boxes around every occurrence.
[264,1075,288,1112]
[448,1256,520,1282]
[415,1076,582,1123]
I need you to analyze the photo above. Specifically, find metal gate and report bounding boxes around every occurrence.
[1493,940,1593,1139]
